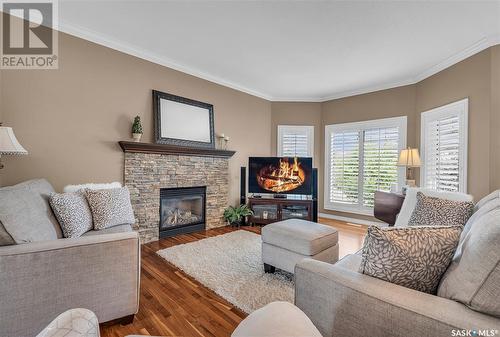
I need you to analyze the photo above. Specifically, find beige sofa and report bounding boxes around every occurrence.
[295,189,500,337]
[0,179,140,337]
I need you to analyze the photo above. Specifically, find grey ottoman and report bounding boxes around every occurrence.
[261,219,339,274]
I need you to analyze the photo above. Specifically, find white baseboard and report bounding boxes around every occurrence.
[318,212,385,227]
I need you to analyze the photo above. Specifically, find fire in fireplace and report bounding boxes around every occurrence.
[159,186,206,238]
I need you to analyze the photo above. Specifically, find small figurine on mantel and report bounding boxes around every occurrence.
[217,133,230,150]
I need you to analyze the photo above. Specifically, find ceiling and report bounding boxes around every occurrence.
[57,0,500,101]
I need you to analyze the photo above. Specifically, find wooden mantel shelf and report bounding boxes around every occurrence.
[118,141,236,158]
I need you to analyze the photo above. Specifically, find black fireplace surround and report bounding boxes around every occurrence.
[159,186,206,238]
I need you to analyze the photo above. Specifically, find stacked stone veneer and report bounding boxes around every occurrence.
[124,152,229,242]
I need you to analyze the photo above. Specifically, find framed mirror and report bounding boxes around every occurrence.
[153,90,215,149]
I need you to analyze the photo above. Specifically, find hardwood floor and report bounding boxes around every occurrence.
[100,219,366,337]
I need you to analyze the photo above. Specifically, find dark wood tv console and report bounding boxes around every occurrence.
[248,197,314,225]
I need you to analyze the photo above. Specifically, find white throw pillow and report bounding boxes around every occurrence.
[394,187,473,227]
[63,182,121,193]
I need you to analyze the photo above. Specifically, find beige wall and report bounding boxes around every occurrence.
[272,48,497,221]
[0,32,272,205]
[319,85,417,219]
[0,68,3,186]
[416,49,492,199]
[2,23,498,220]
[490,45,500,191]
[270,102,322,167]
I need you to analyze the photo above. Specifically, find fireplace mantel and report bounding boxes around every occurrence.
[119,141,236,158]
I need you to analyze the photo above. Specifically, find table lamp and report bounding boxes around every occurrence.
[0,124,28,169]
[397,147,421,187]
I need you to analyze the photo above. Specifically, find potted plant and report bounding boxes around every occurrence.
[132,115,143,142]
[223,204,253,227]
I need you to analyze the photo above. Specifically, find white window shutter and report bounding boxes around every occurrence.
[421,99,468,193]
[329,130,360,205]
[277,125,314,157]
[324,116,406,215]
[362,127,400,207]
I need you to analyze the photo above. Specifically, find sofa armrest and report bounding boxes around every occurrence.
[295,258,500,337]
[0,232,140,337]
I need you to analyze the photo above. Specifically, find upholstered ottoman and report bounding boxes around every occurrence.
[261,219,339,274]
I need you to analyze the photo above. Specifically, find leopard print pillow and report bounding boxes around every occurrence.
[85,187,135,230]
[359,225,462,294]
[408,192,474,227]
[49,191,93,238]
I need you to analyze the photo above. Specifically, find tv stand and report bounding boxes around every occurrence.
[248,197,315,225]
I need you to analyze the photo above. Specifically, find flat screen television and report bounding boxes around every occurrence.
[248,157,313,195]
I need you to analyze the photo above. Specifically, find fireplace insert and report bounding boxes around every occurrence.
[159,186,206,238]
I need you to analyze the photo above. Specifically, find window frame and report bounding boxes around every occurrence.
[420,98,468,193]
[277,125,314,158]
[324,116,407,215]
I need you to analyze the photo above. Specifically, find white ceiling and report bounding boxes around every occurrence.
[57,0,500,101]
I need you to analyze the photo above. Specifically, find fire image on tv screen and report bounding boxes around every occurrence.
[248,157,313,195]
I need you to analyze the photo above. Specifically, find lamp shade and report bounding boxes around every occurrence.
[397,147,421,167]
[0,127,28,155]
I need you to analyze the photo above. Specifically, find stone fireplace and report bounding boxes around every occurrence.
[120,142,235,243]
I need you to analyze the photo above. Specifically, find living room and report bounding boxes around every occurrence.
[1,1,500,337]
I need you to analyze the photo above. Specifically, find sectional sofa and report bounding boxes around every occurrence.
[0,179,140,337]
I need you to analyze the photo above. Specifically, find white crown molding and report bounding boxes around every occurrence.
[413,34,500,83]
[317,34,500,102]
[58,20,274,101]
[57,20,500,103]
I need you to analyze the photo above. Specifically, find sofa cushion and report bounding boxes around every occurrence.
[0,221,15,246]
[335,253,362,272]
[82,224,133,236]
[359,225,462,294]
[474,189,500,212]
[438,207,500,317]
[460,196,500,247]
[85,187,135,230]
[407,192,474,227]
[395,187,473,227]
[0,179,62,243]
[49,191,93,238]
[261,219,338,256]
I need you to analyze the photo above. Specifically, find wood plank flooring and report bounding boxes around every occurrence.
[100,218,366,337]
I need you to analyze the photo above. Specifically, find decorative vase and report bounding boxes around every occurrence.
[132,133,142,142]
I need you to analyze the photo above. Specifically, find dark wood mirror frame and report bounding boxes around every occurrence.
[153,90,215,149]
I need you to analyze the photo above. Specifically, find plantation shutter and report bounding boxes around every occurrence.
[329,131,360,205]
[421,99,468,193]
[277,126,313,157]
[423,116,461,191]
[325,116,406,214]
[362,127,400,207]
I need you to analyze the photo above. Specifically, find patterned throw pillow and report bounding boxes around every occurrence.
[408,192,474,227]
[85,187,135,230]
[49,191,93,238]
[359,225,462,294]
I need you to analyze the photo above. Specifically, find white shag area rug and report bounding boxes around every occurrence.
[156,230,294,313]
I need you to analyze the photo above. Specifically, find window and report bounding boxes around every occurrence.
[420,98,468,193]
[277,125,314,157]
[325,116,407,214]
